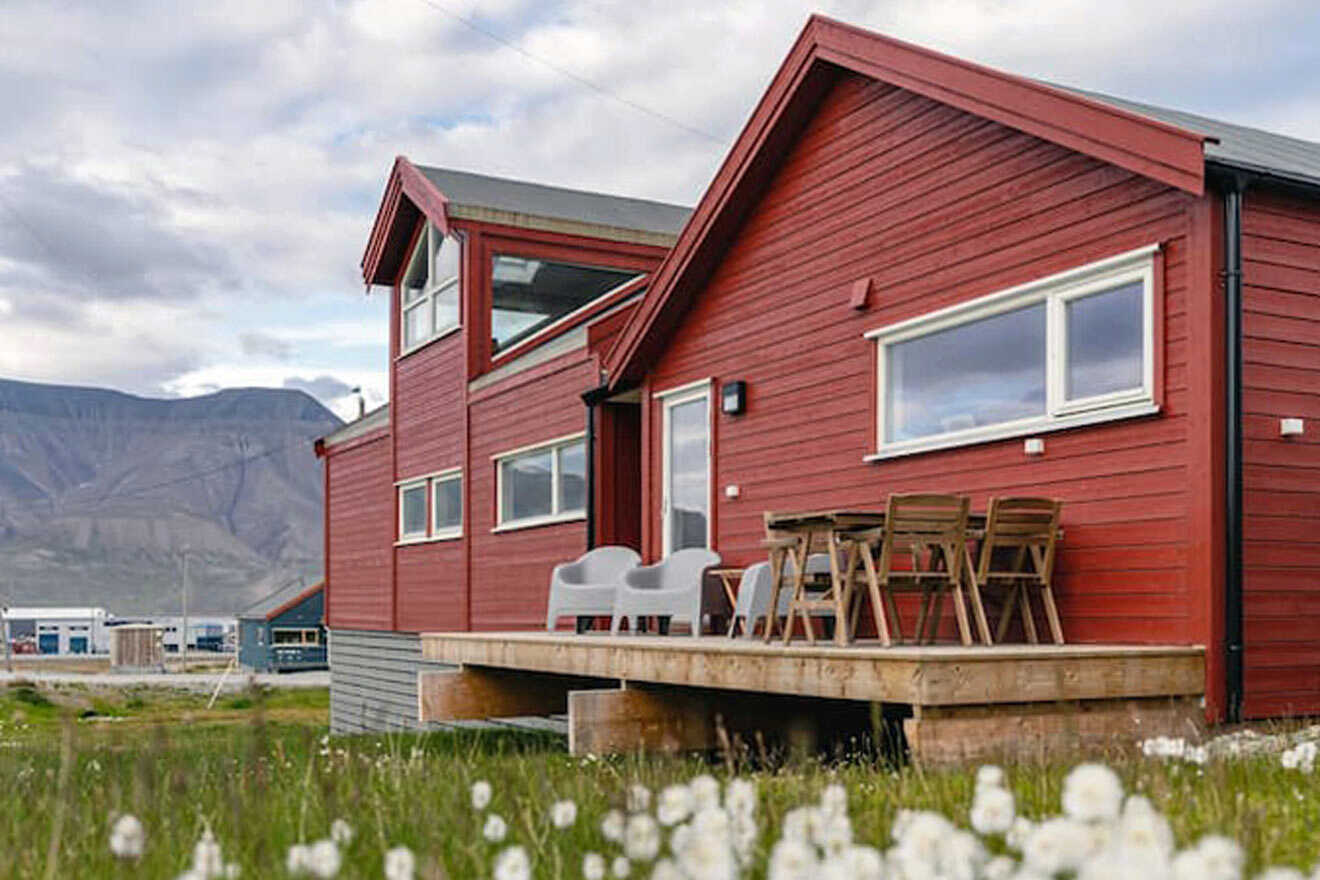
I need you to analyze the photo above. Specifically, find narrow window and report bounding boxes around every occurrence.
[496,436,587,529]
[868,246,1157,459]
[490,255,641,354]
[432,472,463,538]
[400,223,461,353]
[398,481,428,540]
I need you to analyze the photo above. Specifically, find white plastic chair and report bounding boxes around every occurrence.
[610,548,721,637]
[545,546,641,631]
[729,554,833,638]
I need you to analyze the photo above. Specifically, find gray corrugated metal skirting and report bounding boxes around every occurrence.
[328,629,569,736]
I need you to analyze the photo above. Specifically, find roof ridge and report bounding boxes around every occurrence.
[412,163,692,211]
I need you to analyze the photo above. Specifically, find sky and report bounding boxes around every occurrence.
[1,0,1317,422]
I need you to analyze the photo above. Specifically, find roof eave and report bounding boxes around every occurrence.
[360,157,453,287]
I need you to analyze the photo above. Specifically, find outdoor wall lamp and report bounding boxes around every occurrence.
[721,380,747,416]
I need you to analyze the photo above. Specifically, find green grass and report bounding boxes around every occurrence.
[0,682,1316,877]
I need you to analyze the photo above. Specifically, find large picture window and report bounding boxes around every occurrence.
[397,468,463,543]
[495,435,587,530]
[867,245,1158,459]
[401,222,461,353]
[490,255,640,354]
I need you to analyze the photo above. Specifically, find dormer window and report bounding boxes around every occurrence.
[401,222,461,353]
[490,254,640,355]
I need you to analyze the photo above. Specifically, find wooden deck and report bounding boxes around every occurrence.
[417,632,1206,763]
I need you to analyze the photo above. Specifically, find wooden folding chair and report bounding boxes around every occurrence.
[761,512,806,643]
[848,494,973,646]
[965,497,1064,645]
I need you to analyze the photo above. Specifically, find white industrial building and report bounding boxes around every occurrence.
[3,607,111,654]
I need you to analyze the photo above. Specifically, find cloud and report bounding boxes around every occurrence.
[283,375,355,401]
[239,331,294,361]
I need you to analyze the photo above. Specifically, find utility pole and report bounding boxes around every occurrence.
[180,548,189,671]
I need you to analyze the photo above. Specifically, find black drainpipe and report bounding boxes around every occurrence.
[581,383,612,552]
[1223,176,1246,724]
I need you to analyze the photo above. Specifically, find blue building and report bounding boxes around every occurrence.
[237,581,326,672]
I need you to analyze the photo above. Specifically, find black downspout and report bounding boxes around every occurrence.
[584,400,597,552]
[1223,179,1246,723]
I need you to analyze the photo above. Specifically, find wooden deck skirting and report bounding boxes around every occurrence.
[417,632,1206,762]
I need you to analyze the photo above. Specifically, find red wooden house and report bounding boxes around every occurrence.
[320,16,1320,734]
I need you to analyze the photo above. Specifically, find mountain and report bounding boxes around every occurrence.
[0,378,342,614]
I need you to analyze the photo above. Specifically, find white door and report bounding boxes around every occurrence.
[662,388,711,555]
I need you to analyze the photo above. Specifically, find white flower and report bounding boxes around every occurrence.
[109,814,145,859]
[837,846,884,880]
[767,838,818,880]
[611,855,631,878]
[472,780,493,810]
[1282,741,1318,772]
[286,843,311,875]
[1006,816,1036,851]
[483,814,509,843]
[627,784,652,813]
[223,864,240,879]
[1061,763,1124,822]
[329,818,353,846]
[689,775,721,812]
[656,784,693,826]
[1022,817,1091,876]
[383,846,416,880]
[649,859,682,880]
[970,784,1016,835]
[601,809,626,842]
[730,812,758,867]
[817,813,853,856]
[984,854,1017,880]
[1194,834,1245,880]
[193,829,224,878]
[820,783,848,818]
[976,765,1005,791]
[493,845,531,880]
[583,852,606,880]
[1254,870,1306,880]
[780,806,818,844]
[624,813,661,862]
[551,799,578,829]
[724,779,757,818]
[307,839,342,879]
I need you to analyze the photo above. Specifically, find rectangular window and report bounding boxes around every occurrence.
[867,245,1158,459]
[400,222,461,354]
[491,254,641,354]
[273,629,320,645]
[397,468,463,543]
[495,435,587,529]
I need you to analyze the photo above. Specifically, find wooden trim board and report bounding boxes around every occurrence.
[420,632,1203,707]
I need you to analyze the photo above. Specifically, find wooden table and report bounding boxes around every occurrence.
[762,509,990,647]
[708,568,745,609]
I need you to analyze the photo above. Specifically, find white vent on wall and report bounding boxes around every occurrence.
[1024,437,1045,456]
[1281,418,1305,437]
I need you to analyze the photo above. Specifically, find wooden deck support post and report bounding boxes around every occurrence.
[903,696,1204,765]
[418,666,605,722]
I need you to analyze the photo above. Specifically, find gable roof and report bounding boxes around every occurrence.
[1061,86,1320,191]
[239,580,323,622]
[362,158,690,285]
[604,15,1214,387]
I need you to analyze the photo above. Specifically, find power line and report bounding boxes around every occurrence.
[412,0,725,144]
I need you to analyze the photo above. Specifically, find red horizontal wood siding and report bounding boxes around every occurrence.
[643,73,1203,646]
[467,349,598,630]
[324,431,393,630]
[1240,188,1320,718]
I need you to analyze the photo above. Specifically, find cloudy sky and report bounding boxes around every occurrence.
[1,0,1316,421]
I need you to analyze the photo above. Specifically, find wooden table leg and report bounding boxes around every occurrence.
[763,546,786,644]
[783,531,813,646]
[827,529,850,646]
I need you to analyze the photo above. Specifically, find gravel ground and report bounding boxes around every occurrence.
[0,669,328,691]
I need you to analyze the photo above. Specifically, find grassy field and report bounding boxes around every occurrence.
[0,680,1317,878]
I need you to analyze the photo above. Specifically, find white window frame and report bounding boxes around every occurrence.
[864,244,1160,461]
[492,432,587,532]
[655,379,713,555]
[400,222,462,356]
[430,468,463,540]
[396,467,463,544]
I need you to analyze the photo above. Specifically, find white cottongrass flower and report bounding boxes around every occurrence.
[767,838,818,880]
[286,843,312,875]
[724,778,757,818]
[970,784,1016,835]
[1281,741,1317,772]
[656,784,694,826]
[329,818,353,846]
[383,846,416,880]
[611,855,631,878]
[1022,817,1092,876]
[976,764,1005,791]
[819,783,848,818]
[649,859,683,880]
[1142,736,1209,765]
[1191,834,1245,880]
[483,813,509,843]
[307,839,342,878]
[193,829,224,878]
[623,813,661,862]
[1061,763,1125,822]
[471,780,493,810]
[689,775,721,812]
[493,845,531,880]
[601,809,626,842]
[1006,816,1036,851]
[1116,795,1175,861]
[109,814,145,859]
[675,828,737,880]
[1255,870,1307,880]
[626,784,651,813]
[983,854,1018,880]
[551,799,578,829]
[582,852,606,880]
